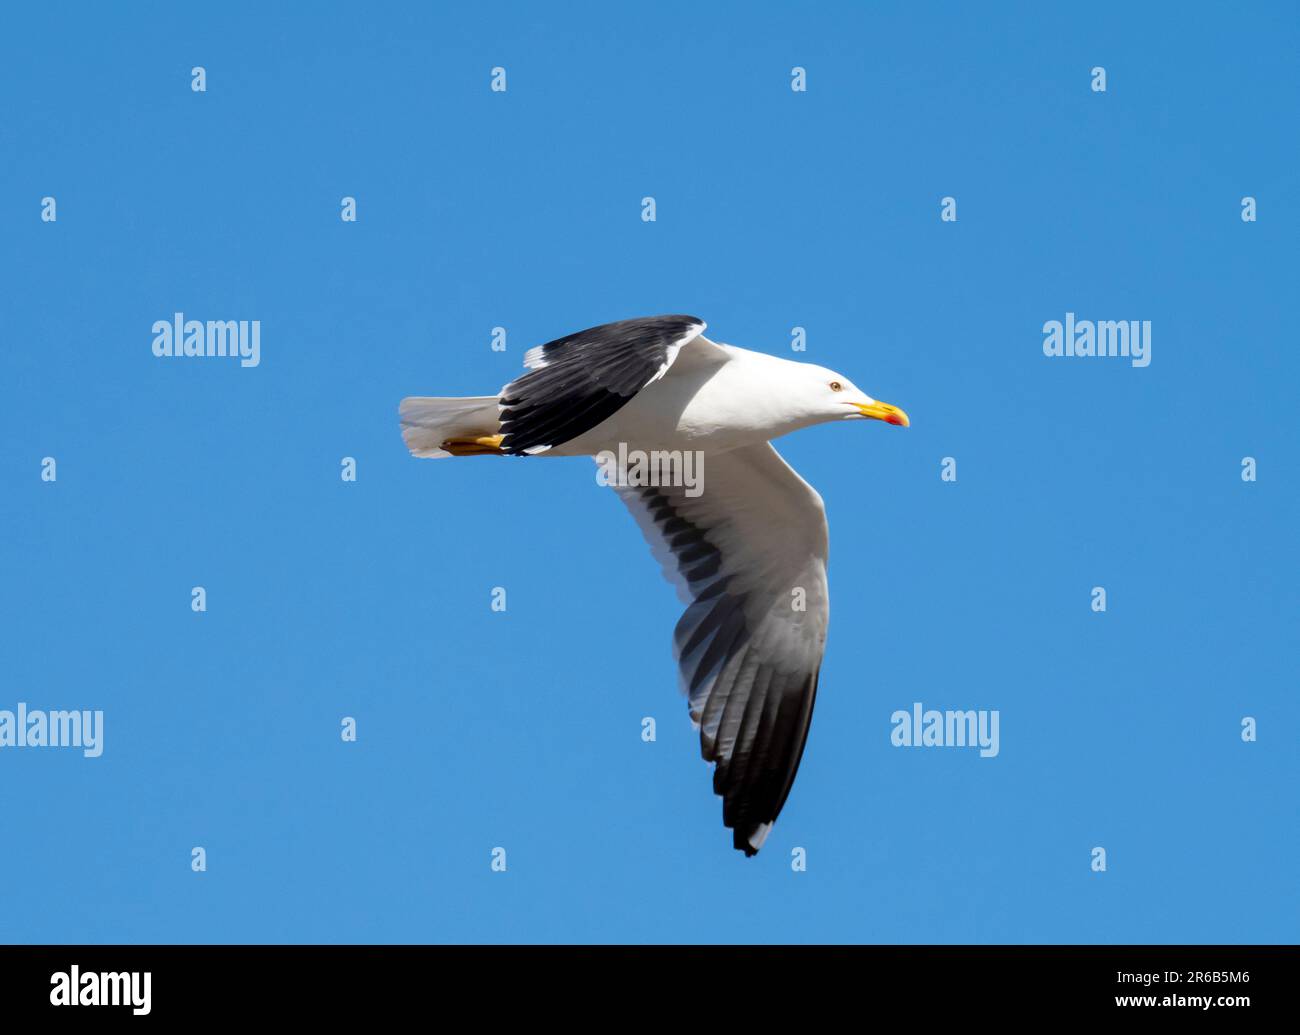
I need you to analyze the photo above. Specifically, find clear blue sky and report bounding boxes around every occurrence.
[1,2,1296,943]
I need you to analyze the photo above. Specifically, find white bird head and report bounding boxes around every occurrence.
[795,362,910,428]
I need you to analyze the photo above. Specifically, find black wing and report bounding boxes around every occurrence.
[498,315,705,455]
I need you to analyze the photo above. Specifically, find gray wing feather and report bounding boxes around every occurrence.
[611,443,829,856]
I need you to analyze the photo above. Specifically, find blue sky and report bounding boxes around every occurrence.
[1,1,1296,943]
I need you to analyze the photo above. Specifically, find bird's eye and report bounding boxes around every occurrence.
[829,381,843,392]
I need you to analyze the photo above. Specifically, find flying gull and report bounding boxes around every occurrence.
[399,316,908,855]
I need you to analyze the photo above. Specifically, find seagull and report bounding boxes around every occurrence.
[399,316,908,856]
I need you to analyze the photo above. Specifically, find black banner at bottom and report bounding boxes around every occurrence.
[0,944,1289,1021]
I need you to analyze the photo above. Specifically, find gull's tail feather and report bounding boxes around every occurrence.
[399,395,501,458]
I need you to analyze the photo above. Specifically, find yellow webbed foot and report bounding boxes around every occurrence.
[441,434,505,456]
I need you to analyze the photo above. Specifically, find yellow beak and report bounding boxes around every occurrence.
[855,400,910,427]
